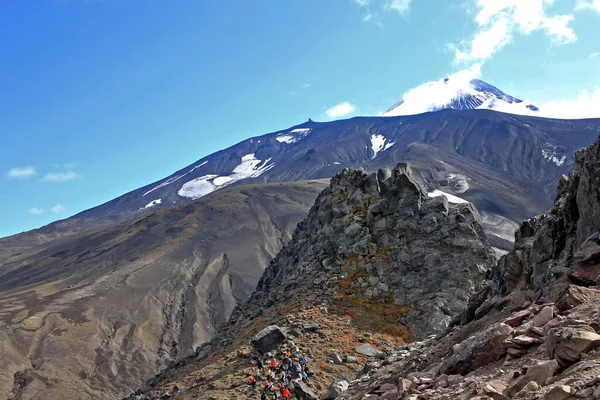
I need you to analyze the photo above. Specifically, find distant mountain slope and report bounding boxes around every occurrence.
[0,180,328,400]
[3,110,597,259]
[383,78,539,116]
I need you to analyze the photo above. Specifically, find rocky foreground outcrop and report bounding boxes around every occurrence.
[330,137,600,399]
[130,163,496,399]
[495,136,600,297]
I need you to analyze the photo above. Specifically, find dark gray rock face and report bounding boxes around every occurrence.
[493,136,600,297]
[356,344,384,358]
[250,325,287,354]
[231,163,496,340]
[440,323,513,375]
[295,381,319,400]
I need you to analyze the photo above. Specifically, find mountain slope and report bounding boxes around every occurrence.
[0,180,328,400]
[3,110,598,260]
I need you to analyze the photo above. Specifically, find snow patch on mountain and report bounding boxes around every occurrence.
[276,128,311,144]
[178,175,218,199]
[370,134,395,159]
[144,161,209,197]
[178,155,274,200]
[141,199,162,210]
[542,149,566,166]
[428,189,468,204]
[232,154,274,177]
[383,69,539,117]
[213,176,233,186]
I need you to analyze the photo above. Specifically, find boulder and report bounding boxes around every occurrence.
[543,385,572,400]
[398,379,413,393]
[532,306,554,327]
[547,325,600,366]
[356,344,384,358]
[332,352,343,365]
[511,335,541,347]
[569,235,600,285]
[295,381,319,400]
[196,344,213,360]
[504,360,559,398]
[504,310,532,327]
[321,380,349,400]
[440,323,513,375]
[345,355,358,363]
[555,285,599,312]
[250,325,287,354]
[484,380,508,400]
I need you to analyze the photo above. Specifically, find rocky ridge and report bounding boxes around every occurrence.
[329,135,600,399]
[229,163,496,340]
[130,162,496,399]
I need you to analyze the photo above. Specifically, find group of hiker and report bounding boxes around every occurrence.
[247,348,312,399]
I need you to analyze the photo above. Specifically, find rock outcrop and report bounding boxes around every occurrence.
[494,137,600,297]
[231,163,496,340]
[129,163,496,399]
[250,325,287,354]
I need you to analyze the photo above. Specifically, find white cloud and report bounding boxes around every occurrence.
[576,0,600,13]
[384,0,412,14]
[326,102,357,119]
[537,87,600,119]
[29,207,45,215]
[453,0,577,64]
[590,52,600,58]
[51,204,67,213]
[353,0,412,22]
[382,64,483,116]
[7,166,36,179]
[41,171,78,182]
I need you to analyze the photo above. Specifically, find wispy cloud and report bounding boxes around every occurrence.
[576,0,600,13]
[29,207,45,215]
[7,166,36,179]
[590,52,600,59]
[384,0,411,15]
[452,0,577,64]
[290,83,312,96]
[51,204,67,213]
[353,0,412,24]
[41,171,78,182]
[326,102,357,119]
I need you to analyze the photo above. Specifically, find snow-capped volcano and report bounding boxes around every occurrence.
[383,77,539,117]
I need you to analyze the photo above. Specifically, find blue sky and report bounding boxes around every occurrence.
[1,0,599,237]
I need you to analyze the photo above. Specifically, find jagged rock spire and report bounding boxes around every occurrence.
[231,163,496,339]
